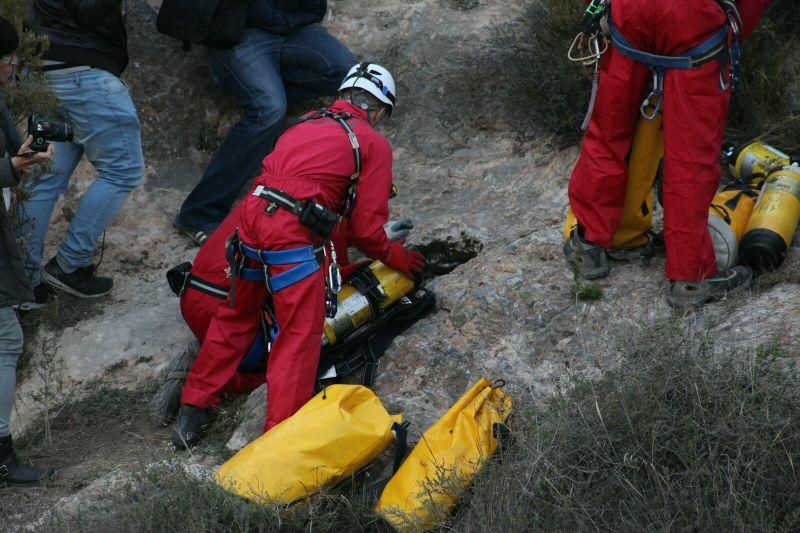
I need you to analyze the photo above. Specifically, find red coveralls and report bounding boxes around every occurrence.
[183,100,394,430]
[568,0,771,281]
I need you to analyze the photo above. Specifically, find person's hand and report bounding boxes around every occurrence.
[383,241,425,278]
[384,218,413,241]
[11,136,53,175]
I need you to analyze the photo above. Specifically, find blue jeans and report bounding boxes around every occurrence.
[176,24,356,231]
[17,69,144,284]
[0,307,22,437]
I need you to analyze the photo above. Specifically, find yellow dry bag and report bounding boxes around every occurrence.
[214,384,404,505]
[563,110,664,250]
[376,378,512,531]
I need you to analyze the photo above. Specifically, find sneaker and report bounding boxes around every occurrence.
[667,265,753,309]
[173,216,212,246]
[42,257,113,298]
[149,340,199,427]
[172,405,211,450]
[16,283,56,311]
[564,230,610,280]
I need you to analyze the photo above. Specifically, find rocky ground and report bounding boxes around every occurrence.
[4,0,799,529]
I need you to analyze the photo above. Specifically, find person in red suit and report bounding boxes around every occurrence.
[173,63,425,448]
[565,0,771,308]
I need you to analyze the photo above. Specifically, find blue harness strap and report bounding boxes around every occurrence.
[238,306,281,373]
[609,19,731,120]
[231,241,321,294]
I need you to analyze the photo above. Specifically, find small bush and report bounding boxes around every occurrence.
[454,322,800,531]
[573,281,602,301]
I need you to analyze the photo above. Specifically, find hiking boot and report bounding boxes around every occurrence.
[43,257,113,298]
[0,435,56,486]
[149,340,199,427]
[667,265,753,309]
[16,283,56,312]
[173,216,213,246]
[564,230,610,280]
[172,405,211,450]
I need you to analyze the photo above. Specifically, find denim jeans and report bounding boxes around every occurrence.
[0,307,23,437]
[17,69,145,284]
[176,24,356,232]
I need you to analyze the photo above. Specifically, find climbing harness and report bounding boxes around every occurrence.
[608,0,742,120]
[609,19,732,120]
[570,0,742,124]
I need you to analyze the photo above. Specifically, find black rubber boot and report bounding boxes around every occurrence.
[172,405,211,450]
[0,435,56,486]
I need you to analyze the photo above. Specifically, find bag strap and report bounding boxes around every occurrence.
[391,421,411,473]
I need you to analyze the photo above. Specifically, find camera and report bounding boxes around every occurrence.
[27,114,74,152]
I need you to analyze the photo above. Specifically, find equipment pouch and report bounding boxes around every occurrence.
[166,262,193,296]
[298,201,340,237]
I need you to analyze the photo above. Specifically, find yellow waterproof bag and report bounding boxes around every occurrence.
[214,384,404,504]
[376,378,512,531]
[564,110,664,249]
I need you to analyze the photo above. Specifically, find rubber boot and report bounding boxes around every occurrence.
[172,405,211,450]
[0,435,56,486]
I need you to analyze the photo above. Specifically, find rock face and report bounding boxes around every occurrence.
[14,0,800,466]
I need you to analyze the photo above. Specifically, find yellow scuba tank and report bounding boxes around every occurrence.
[563,110,663,249]
[323,261,415,347]
[724,140,791,182]
[739,165,800,270]
[706,184,759,270]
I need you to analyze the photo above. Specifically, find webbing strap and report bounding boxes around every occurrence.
[238,241,321,266]
[268,260,320,293]
[186,274,230,300]
[609,23,728,71]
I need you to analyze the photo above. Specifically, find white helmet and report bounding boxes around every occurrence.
[338,62,396,109]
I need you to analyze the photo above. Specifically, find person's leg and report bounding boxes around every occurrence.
[661,61,730,281]
[0,307,55,485]
[54,69,144,273]
[180,279,266,409]
[0,307,22,439]
[264,266,326,431]
[280,24,356,104]
[568,46,650,248]
[16,72,85,285]
[176,29,288,232]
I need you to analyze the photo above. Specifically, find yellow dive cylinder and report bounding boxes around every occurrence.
[707,186,759,270]
[322,261,415,347]
[739,165,800,270]
[725,140,791,182]
[563,110,663,249]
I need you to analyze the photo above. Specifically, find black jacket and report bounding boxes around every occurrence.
[0,94,33,308]
[27,0,129,76]
[248,0,326,35]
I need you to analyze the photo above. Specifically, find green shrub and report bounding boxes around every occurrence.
[454,322,800,531]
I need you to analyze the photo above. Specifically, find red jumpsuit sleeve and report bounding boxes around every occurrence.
[346,134,394,262]
[738,0,772,40]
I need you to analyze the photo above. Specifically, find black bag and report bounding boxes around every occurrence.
[156,0,251,49]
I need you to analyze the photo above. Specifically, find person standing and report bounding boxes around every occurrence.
[172,0,356,245]
[0,15,56,485]
[18,0,145,298]
[564,0,772,308]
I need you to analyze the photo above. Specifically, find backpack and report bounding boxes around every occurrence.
[156,0,251,50]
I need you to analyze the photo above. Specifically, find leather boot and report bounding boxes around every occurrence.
[172,405,211,450]
[0,435,56,486]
